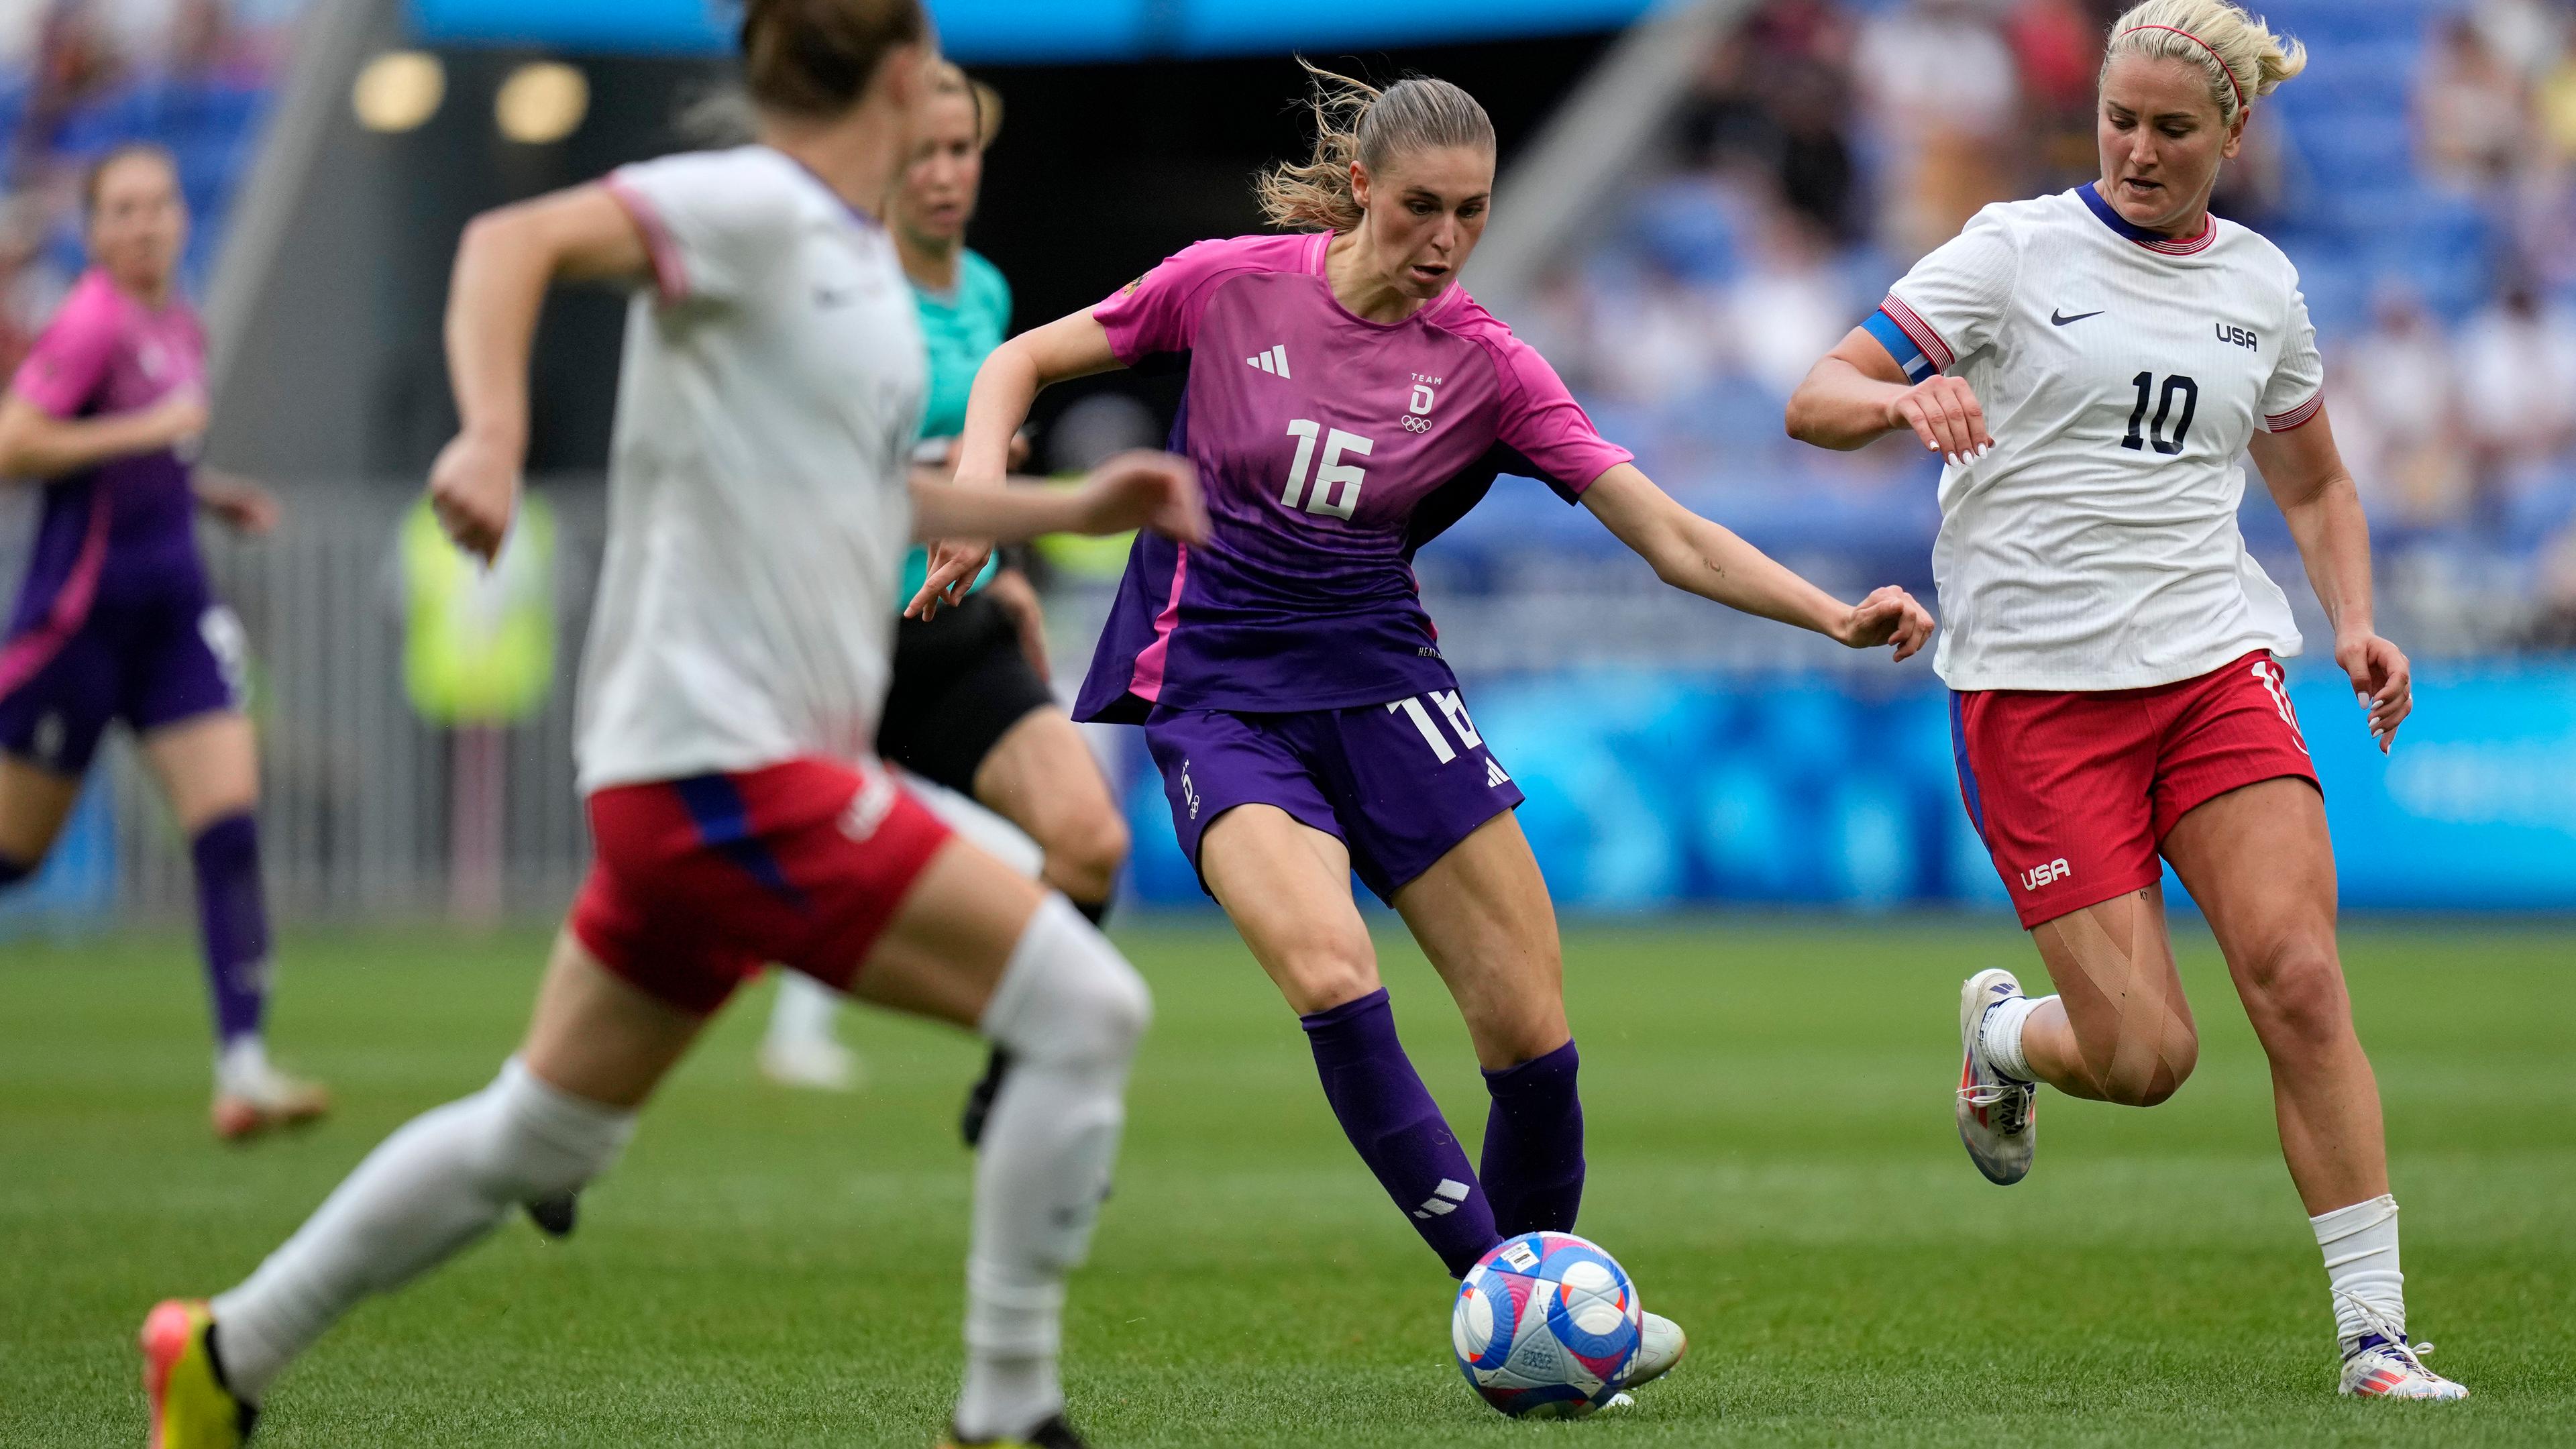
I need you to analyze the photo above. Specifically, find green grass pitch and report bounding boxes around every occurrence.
[3,918,2571,1446]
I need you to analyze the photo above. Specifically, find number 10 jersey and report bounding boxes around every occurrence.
[1073,231,1631,722]
[1866,184,2326,694]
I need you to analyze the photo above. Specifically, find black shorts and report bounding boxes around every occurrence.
[875,592,1057,796]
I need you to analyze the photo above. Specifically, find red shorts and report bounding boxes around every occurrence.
[570,757,953,1015]
[1951,651,2320,929]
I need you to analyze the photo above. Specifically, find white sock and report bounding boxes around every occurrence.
[765,971,845,1047]
[1979,993,2043,1083]
[215,1035,272,1096]
[2312,1194,2405,1350]
[953,896,1150,1440]
[210,1059,635,1401]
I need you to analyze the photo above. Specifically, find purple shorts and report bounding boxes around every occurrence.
[0,580,244,776]
[1143,688,1524,903]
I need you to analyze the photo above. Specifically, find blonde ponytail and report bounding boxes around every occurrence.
[2103,0,2306,127]
[1254,59,1495,233]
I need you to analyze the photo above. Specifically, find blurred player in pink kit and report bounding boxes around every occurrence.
[914,64,1935,1392]
[0,142,319,1140]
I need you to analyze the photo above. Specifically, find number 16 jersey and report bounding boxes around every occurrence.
[1866,184,2325,694]
[1073,232,1630,723]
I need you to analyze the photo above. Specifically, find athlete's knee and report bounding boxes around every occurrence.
[464,1059,639,1200]
[2238,936,2351,1062]
[982,895,1152,1069]
[2075,1008,2198,1107]
[2113,1030,2197,1107]
[1044,804,1129,904]
[1270,930,1380,1017]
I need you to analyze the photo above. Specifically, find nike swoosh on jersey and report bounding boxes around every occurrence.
[2050,309,2105,326]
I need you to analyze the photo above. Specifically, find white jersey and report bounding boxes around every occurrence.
[577,146,924,792]
[1868,185,2324,692]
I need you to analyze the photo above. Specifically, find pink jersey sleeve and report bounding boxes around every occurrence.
[13,277,121,419]
[1092,235,1285,367]
[1485,331,1631,498]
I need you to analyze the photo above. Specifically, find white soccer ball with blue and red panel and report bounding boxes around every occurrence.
[1450,1230,1644,1418]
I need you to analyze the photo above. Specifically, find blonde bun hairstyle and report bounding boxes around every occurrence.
[2102,0,2307,127]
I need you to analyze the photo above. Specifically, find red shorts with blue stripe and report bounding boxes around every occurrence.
[570,757,953,1015]
[1950,651,2320,930]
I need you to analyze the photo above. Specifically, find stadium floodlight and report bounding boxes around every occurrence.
[495,62,588,145]
[352,50,445,133]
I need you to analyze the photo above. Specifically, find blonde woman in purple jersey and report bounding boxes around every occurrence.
[912,64,1934,1385]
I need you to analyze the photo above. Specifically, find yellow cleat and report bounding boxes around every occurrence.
[140,1299,256,1447]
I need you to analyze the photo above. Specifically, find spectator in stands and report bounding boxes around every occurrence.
[1854,0,2021,256]
[2529,521,2576,648]
[2455,278,2576,508]
[1722,203,1856,400]
[2471,0,2568,89]
[2335,282,2471,531]
[2418,15,2530,189]
[2006,0,2100,187]
[1578,257,1723,411]
[1684,0,1861,239]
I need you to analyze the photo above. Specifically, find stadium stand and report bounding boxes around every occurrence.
[1453,0,2576,657]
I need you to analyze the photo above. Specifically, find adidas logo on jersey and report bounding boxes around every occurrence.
[1245,344,1291,378]
[1486,757,1511,788]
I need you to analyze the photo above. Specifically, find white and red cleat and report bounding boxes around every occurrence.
[2338,1295,2469,1401]
[1955,969,2035,1185]
[210,1064,328,1143]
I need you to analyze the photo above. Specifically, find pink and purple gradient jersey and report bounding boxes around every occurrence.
[0,268,208,692]
[1072,233,1630,721]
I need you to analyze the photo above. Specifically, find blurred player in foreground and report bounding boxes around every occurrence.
[1786,0,2463,1402]
[138,3,1203,1445]
[0,142,319,1141]
[763,60,1131,1114]
[913,62,1931,1396]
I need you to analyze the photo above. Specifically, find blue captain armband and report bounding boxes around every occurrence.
[1863,308,1938,385]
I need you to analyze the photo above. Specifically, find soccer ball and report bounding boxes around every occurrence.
[1450,1231,1644,1419]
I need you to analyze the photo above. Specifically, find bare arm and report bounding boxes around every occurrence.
[910,449,1201,550]
[1785,327,1993,462]
[428,184,649,561]
[0,388,206,480]
[193,465,280,536]
[910,310,1126,617]
[2247,402,2410,750]
[1581,462,1935,659]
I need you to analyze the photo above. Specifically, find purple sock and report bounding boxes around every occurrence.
[191,812,270,1046]
[1480,1040,1585,1236]
[1301,989,1499,1278]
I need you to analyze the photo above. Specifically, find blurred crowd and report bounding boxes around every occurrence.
[0,0,294,378]
[1527,0,2576,654]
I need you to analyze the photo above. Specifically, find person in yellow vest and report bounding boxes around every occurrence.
[400,491,555,728]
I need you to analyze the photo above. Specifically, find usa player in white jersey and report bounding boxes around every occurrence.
[1788,0,2463,1401]
[137,5,1200,1446]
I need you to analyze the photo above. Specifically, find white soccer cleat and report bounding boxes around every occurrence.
[1602,1310,1686,1408]
[1955,968,2036,1186]
[2337,1295,2469,1401]
[211,1041,329,1142]
[1629,1311,1686,1387]
[758,1033,863,1092]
